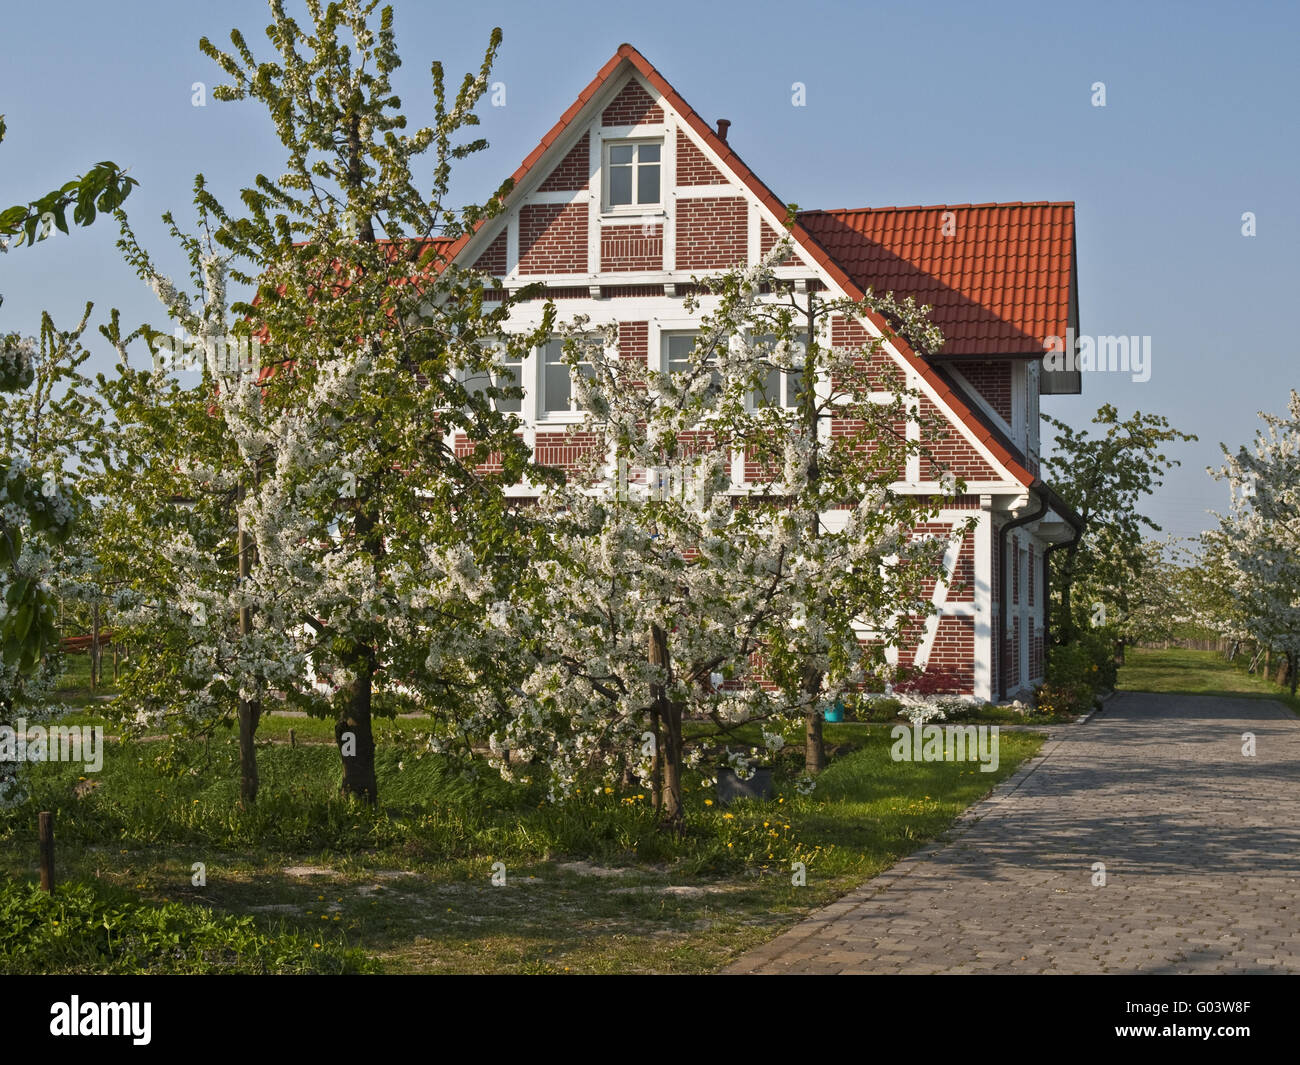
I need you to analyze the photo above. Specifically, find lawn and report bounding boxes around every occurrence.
[0,705,1044,973]
[1119,646,1300,716]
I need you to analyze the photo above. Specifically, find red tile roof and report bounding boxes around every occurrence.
[798,203,1075,358]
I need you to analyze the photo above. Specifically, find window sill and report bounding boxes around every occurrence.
[534,412,594,427]
[599,208,666,224]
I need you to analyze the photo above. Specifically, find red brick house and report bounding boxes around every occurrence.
[436,44,1082,701]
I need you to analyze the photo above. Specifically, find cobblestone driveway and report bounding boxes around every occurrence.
[725,692,1300,974]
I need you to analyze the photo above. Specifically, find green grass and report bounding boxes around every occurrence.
[51,651,119,711]
[1,719,1044,973]
[1119,646,1300,715]
[0,878,372,974]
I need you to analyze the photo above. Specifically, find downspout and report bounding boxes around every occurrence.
[1042,539,1070,670]
[1038,482,1085,673]
[997,493,1047,700]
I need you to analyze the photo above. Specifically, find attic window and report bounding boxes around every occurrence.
[604,140,661,210]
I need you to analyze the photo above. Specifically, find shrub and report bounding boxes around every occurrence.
[1040,626,1118,715]
[0,878,375,974]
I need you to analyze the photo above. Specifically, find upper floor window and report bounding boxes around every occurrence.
[605,140,661,210]
[748,334,808,410]
[463,342,522,414]
[540,338,596,415]
[664,332,720,393]
[660,331,807,409]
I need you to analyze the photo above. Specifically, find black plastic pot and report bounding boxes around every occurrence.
[716,766,774,806]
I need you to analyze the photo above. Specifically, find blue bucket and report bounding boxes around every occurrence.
[823,699,845,723]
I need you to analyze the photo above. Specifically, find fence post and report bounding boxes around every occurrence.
[38,811,54,892]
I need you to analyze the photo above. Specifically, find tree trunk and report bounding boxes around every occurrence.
[800,295,827,775]
[332,108,381,806]
[649,624,682,830]
[238,697,261,806]
[90,601,100,690]
[336,660,378,802]
[648,703,662,814]
[1289,651,1299,698]
[237,503,261,806]
[659,699,684,832]
[804,702,826,775]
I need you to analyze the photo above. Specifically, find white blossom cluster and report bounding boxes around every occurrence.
[1209,390,1300,663]
[475,249,960,800]
[0,332,35,391]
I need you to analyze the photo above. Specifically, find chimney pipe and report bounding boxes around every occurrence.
[716,119,731,142]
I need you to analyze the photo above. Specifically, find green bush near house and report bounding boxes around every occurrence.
[1039,626,1118,714]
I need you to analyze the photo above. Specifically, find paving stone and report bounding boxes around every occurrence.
[724,693,1300,974]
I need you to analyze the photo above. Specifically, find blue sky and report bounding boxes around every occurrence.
[2,0,1297,541]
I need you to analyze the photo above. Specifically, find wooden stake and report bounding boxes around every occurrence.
[38,811,54,892]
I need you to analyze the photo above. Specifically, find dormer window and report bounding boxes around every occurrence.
[604,140,661,209]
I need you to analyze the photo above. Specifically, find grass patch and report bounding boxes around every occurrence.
[1,720,1044,973]
[0,877,373,974]
[1119,647,1300,715]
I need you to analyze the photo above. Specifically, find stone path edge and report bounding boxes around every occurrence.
[721,710,1094,974]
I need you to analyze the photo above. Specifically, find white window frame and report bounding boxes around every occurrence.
[661,330,723,396]
[461,341,524,415]
[602,138,664,214]
[744,332,808,411]
[537,336,600,422]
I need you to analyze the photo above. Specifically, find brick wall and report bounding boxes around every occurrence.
[602,80,663,126]
[471,230,507,275]
[947,533,975,602]
[960,361,1012,421]
[538,131,591,192]
[617,320,649,364]
[676,130,725,185]
[675,197,747,270]
[1011,616,1021,687]
[918,395,1001,480]
[453,434,508,474]
[923,617,975,694]
[829,316,901,388]
[519,203,588,275]
[759,221,802,267]
[533,430,605,472]
[601,223,663,272]
[827,416,907,481]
